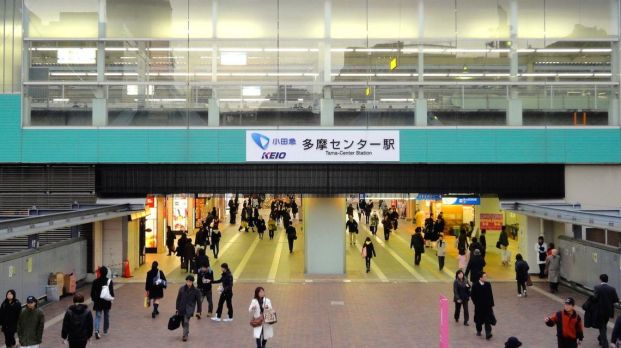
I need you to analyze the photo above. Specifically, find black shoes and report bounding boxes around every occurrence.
[486,334,493,340]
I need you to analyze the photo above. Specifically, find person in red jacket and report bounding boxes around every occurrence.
[545,297,584,348]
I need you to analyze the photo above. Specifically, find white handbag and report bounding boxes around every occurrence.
[100,278,114,301]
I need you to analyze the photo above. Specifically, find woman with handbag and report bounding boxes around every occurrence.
[90,266,114,340]
[249,287,274,348]
[145,261,167,318]
[362,237,377,273]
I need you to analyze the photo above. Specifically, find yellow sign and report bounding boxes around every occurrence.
[365,86,371,96]
[390,57,398,70]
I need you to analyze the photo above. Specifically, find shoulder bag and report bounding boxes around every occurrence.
[100,278,114,301]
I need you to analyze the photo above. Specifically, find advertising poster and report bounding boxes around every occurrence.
[173,195,188,231]
[145,196,157,249]
[480,213,504,230]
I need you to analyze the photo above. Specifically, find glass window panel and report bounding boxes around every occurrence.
[545,0,617,39]
[368,0,419,39]
[27,85,94,126]
[331,0,367,39]
[456,0,510,39]
[217,0,277,39]
[517,0,544,38]
[424,0,455,38]
[107,85,189,126]
[25,0,98,38]
[29,41,99,82]
[585,227,605,244]
[607,230,621,248]
[333,85,415,126]
[189,0,213,39]
[279,0,324,39]
[106,0,189,38]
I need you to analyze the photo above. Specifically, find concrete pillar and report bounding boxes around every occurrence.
[415,89,427,126]
[208,97,219,126]
[303,196,346,275]
[93,221,103,273]
[94,0,107,127]
[321,87,334,126]
[611,41,621,126]
[156,196,165,254]
[521,216,543,270]
[507,88,523,126]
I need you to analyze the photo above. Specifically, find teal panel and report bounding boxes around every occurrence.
[22,130,98,163]
[187,130,219,163]
[217,130,246,163]
[0,94,21,162]
[562,129,621,163]
[495,129,546,163]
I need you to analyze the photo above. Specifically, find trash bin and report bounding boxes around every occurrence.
[46,285,60,302]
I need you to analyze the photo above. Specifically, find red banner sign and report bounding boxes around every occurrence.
[480,213,503,230]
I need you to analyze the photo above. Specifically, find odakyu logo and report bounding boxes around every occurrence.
[251,132,270,150]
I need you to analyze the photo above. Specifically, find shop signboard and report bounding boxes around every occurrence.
[441,197,480,205]
[416,193,442,201]
[246,130,399,162]
[480,213,504,230]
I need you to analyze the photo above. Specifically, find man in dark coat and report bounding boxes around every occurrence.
[61,293,93,348]
[177,233,188,269]
[286,221,297,253]
[471,272,495,340]
[90,267,114,339]
[183,238,196,273]
[228,199,237,224]
[465,249,486,283]
[166,226,176,256]
[410,227,425,266]
[175,275,202,342]
[195,227,207,248]
[593,274,619,347]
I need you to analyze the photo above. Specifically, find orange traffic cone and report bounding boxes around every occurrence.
[122,260,132,278]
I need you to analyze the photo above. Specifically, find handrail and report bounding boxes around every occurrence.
[0,204,132,230]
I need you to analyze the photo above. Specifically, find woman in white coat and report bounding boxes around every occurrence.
[249,287,274,348]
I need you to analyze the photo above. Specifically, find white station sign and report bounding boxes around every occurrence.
[246,130,399,162]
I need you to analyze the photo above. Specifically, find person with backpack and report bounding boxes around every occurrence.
[545,297,584,348]
[90,266,114,339]
[0,289,21,348]
[145,261,167,319]
[16,296,44,348]
[361,237,377,273]
[175,275,202,342]
[61,293,93,348]
[514,254,530,298]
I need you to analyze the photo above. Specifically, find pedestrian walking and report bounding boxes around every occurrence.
[498,226,510,266]
[453,270,471,326]
[177,233,188,269]
[545,297,584,348]
[479,229,487,259]
[514,253,530,298]
[175,275,202,342]
[166,226,176,256]
[436,233,446,271]
[211,217,221,259]
[611,313,621,347]
[91,266,114,340]
[362,237,377,273]
[593,274,619,347]
[197,265,214,317]
[286,221,297,253]
[268,214,277,240]
[410,227,425,266]
[249,287,275,348]
[257,215,267,239]
[145,261,167,319]
[0,289,21,348]
[458,248,468,270]
[61,293,93,348]
[364,201,373,224]
[369,212,379,235]
[228,198,237,224]
[546,249,561,293]
[183,238,195,273]
[211,263,234,322]
[457,232,469,255]
[291,200,298,220]
[471,272,495,340]
[346,215,359,246]
[382,214,392,241]
[535,236,548,278]
[465,249,486,283]
[16,296,44,348]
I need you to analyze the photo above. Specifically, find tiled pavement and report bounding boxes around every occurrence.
[32,281,619,348]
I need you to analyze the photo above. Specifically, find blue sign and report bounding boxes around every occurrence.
[442,197,480,205]
[416,193,442,200]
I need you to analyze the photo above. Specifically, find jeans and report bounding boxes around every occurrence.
[454,300,469,323]
[216,292,233,319]
[598,324,609,347]
[202,290,214,314]
[414,252,422,266]
[94,309,110,333]
[182,315,191,338]
[517,280,527,294]
[3,328,16,347]
[438,256,445,270]
[365,256,371,271]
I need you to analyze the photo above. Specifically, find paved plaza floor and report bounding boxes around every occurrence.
[24,281,620,348]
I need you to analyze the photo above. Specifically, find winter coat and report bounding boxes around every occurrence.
[453,279,471,303]
[145,269,167,299]
[436,239,447,257]
[515,260,530,282]
[370,214,379,227]
[211,230,221,244]
[546,254,561,283]
[546,310,584,341]
[582,295,599,328]
[197,268,214,294]
[195,229,207,246]
[471,281,495,326]
[257,218,267,233]
[465,255,486,283]
[91,275,114,311]
[410,233,425,253]
[594,283,620,324]
[175,285,202,318]
[176,236,187,256]
[498,231,509,247]
[362,242,377,259]
[346,220,359,233]
[61,303,93,342]
[249,298,274,340]
[212,270,234,294]
[166,230,176,247]
[286,226,297,240]
[535,242,548,265]
[16,307,44,346]
[0,298,21,332]
[183,243,196,260]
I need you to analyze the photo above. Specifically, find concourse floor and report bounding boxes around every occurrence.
[127,210,521,285]
[33,281,618,348]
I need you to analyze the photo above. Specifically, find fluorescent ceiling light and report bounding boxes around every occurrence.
[520,73,556,77]
[517,49,535,53]
[536,48,580,53]
[221,52,247,66]
[446,49,489,53]
[484,73,510,77]
[424,73,448,77]
[242,86,262,97]
[380,98,413,102]
[355,48,398,52]
[219,98,269,102]
[267,73,304,76]
[105,47,139,52]
[340,73,375,77]
[231,72,266,77]
[400,48,419,53]
[449,73,484,77]
[139,98,186,102]
[331,48,354,52]
[582,48,612,53]
[50,72,94,76]
[303,73,319,77]
[264,48,310,52]
[557,73,594,77]
[52,98,69,102]
[219,48,263,52]
[57,48,96,64]
[594,73,612,77]
[376,73,412,77]
[489,49,510,53]
[423,48,445,53]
